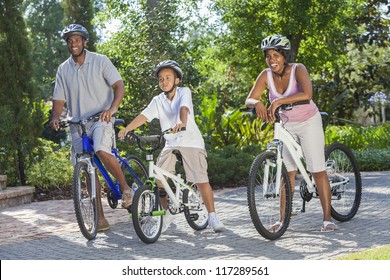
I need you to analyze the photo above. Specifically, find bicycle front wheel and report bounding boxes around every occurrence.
[73,161,98,240]
[247,151,292,240]
[131,183,162,244]
[183,184,208,230]
[325,143,362,221]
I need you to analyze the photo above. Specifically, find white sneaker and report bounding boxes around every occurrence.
[161,211,176,233]
[208,213,225,232]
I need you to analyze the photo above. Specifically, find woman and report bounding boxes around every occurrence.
[245,34,336,232]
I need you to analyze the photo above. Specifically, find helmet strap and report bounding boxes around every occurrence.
[164,83,178,96]
[273,63,288,79]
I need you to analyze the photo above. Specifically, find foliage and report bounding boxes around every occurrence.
[0,0,45,185]
[207,144,261,187]
[354,148,390,171]
[196,92,273,149]
[325,124,390,150]
[96,0,201,122]
[27,139,73,189]
[23,0,66,100]
[62,0,97,51]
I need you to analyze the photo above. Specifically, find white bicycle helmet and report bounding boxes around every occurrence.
[155,60,183,80]
[62,24,89,42]
[261,34,291,51]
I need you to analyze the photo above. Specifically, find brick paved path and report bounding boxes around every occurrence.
[0,171,389,260]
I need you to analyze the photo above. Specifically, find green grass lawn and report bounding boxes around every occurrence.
[337,245,390,260]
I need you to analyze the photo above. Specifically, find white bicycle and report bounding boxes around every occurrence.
[127,129,208,244]
[245,101,362,240]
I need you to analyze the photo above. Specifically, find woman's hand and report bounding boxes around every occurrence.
[267,99,281,122]
[254,102,270,122]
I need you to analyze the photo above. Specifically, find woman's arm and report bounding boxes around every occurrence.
[245,70,269,121]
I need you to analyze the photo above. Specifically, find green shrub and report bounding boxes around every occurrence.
[27,139,73,190]
[353,149,390,171]
[207,144,261,187]
[325,124,390,150]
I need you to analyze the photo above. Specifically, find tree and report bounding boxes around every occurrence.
[62,0,97,51]
[24,0,66,100]
[96,0,200,124]
[0,0,45,185]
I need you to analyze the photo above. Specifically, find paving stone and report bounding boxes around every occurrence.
[0,171,389,260]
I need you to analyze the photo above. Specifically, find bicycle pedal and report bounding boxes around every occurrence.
[291,207,302,216]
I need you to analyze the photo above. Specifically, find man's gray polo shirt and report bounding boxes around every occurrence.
[53,50,122,121]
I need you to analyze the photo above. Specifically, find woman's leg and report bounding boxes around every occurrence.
[312,170,332,221]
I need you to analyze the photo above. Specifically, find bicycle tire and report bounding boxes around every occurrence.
[247,151,292,240]
[131,183,162,244]
[325,142,362,221]
[121,155,148,191]
[73,161,98,240]
[183,184,208,230]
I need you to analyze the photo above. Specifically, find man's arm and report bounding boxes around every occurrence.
[50,100,65,131]
[100,80,125,122]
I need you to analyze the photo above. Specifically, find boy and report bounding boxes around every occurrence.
[118,60,225,233]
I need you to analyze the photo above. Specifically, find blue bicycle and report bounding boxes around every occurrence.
[61,113,148,240]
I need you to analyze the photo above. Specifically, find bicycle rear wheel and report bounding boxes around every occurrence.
[73,161,98,240]
[325,143,362,221]
[122,155,148,190]
[131,183,162,244]
[183,184,208,230]
[247,151,292,240]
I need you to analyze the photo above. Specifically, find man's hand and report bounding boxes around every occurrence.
[50,118,60,131]
[100,110,115,123]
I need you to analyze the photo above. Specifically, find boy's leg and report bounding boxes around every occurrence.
[196,182,215,213]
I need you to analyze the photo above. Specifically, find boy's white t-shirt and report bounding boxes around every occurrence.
[141,87,205,150]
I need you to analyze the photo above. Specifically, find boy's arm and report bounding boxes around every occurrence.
[173,106,189,133]
[118,114,148,140]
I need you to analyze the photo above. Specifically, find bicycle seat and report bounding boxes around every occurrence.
[172,150,183,163]
[320,112,328,122]
[114,119,125,128]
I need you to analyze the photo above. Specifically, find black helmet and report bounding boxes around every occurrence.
[155,60,183,80]
[62,24,89,42]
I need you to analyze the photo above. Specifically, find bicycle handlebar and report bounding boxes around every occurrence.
[58,112,117,130]
[240,100,310,119]
[127,128,186,154]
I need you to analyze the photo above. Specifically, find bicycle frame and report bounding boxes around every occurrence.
[130,129,200,215]
[267,110,350,198]
[270,122,315,194]
[75,120,144,202]
[149,163,195,211]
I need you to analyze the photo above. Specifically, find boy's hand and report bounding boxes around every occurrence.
[118,128,129,140]
[172,121,185,133]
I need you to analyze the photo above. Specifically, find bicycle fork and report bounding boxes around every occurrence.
[78,156,97,200]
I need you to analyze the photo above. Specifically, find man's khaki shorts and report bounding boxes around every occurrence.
[70,120,114,166]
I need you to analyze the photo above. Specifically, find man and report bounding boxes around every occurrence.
[50,24,133,231]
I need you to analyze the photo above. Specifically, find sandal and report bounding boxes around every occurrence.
[98,218,110,232]
[321,221,336,232]
[267,221,282,232]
